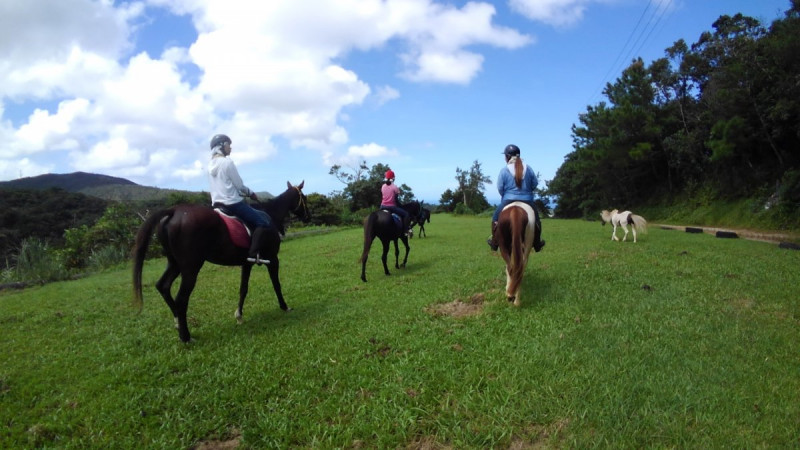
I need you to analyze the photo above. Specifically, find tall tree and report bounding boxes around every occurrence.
[330,162,415,211]
[455,160,492,211]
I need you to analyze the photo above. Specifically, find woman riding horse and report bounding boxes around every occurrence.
[380,169,412,236]
[488,144,545,253]
[209,133,275,265]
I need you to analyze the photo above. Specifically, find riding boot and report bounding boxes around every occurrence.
[403,216,412,237]
[246,227,270,265]
[487,221,498,251]
[533,216,546,252]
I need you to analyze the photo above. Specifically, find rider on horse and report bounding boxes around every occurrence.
[208,134,275,265]
[380,169,412,236]
[487,144,545,253]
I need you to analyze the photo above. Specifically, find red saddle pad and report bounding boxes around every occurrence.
[215,210,251,249]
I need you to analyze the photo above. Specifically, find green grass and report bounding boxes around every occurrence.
[1,215,798,448]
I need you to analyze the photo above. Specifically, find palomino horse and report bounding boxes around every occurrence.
[360,201,421,282]
[132,181,310,342]
[496,202,538,306]
[600,209,647,243]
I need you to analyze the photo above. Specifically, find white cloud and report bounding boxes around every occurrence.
[72,138,144,171]
[374,85,401,105]
[509,0,617,27]
[0,0,533,187]
[0,158,54,181]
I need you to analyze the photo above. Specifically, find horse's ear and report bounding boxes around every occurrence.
[298,180,304,190]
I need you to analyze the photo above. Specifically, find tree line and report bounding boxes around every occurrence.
[549,2,800,224]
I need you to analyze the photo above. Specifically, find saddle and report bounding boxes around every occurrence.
[214,207,251,249]
[380,209,404,230]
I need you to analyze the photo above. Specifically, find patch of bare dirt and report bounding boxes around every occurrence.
[425,293,486,318]
[655,224,799,244]
[404,436,453,449]
[192,429,241,450]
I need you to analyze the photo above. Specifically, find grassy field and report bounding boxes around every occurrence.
[1,214,798,448]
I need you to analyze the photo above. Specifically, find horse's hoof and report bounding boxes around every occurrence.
[507,296,515,303]
[361,276,367,282]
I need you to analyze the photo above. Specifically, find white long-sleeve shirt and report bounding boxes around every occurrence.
[208,154,253,205]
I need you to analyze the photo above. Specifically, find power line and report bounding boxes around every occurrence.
[587,0,672,106]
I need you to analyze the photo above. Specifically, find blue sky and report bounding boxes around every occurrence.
[0,0,789,203]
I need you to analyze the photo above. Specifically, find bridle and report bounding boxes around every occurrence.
[293,186,308,218]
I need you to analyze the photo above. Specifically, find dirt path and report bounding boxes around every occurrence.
[653,223,800,245]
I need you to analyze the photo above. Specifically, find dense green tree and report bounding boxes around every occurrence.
[330,161,416,211]
[550,3,800,218]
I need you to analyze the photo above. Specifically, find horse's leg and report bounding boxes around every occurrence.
[235,264,253,324]
[393,238,401,269]
[621,224,629,242]
[631,226,637,243]
[360,236,373,283]
[399,236,410,268]
[155,258,181,329]
[381,238,391,275]
[611,224,619,241]
[173,267,201,343]
[266,257,291,311]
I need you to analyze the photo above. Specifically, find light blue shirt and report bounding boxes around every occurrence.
[497,158,538,202]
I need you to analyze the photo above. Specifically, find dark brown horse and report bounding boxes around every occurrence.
[496,201,537,306]
[360,201,421,282]
[415,206,431,238]
[132,181,310,342]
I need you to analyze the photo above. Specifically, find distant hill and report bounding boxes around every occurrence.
[0,171,272,202]
[0,172,137,191]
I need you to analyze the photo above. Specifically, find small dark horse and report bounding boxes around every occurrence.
[132,181,310,342]
[415,207,431,238]
[360,201,421,282]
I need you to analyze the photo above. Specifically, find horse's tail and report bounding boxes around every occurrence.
[359,212,377,264]
[505,206,529,297]
[132,208,173,311]
[631,214,648,234]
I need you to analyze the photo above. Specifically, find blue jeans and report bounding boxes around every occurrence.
[380,205,409,222]
[225,201,274,230]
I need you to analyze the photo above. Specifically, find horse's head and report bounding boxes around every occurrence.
[600,209,612,225]
[288,180,311,223]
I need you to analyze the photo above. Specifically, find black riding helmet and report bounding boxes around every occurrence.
[210,134,231,149]
[503,144,520,157]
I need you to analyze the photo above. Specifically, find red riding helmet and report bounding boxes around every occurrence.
[385,169,395,181]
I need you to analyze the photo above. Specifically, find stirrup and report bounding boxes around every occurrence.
[246,254,270,265]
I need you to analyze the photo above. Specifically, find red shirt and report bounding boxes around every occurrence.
[381,183,400,206]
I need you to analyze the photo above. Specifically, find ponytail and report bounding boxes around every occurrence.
[513,157,524,188]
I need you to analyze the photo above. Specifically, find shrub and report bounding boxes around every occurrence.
[12,238,69,283]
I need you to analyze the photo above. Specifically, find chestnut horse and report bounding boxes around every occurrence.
[496,201,538,306]
[132,181,310,342]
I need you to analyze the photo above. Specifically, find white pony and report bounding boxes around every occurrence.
[600,209,647,243]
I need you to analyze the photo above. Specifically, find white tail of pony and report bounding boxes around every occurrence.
[631,214,647,234]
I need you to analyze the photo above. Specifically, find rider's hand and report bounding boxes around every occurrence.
[249,192,259,202]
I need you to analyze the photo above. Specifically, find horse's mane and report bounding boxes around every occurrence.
[253,185,302,235]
